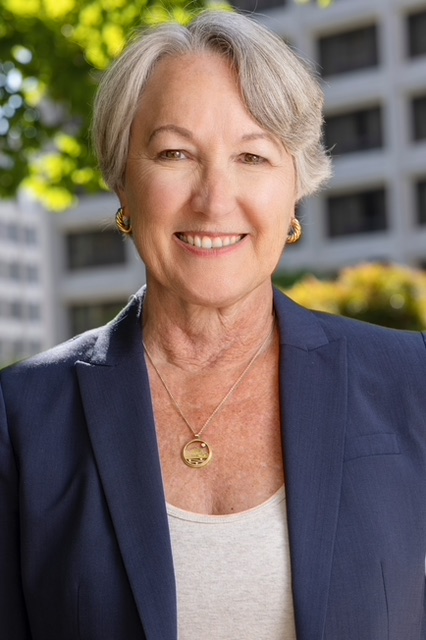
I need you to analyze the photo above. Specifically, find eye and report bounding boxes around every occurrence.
[241,153,266,165]
[158,149,188,160]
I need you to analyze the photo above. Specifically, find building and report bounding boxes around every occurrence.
[243,0,426,275]
[0,193,145,365]
[0,195,51,366]
[1,0,425,356]
[47,194,145,345]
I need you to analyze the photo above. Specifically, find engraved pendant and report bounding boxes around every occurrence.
[182,438,212,468]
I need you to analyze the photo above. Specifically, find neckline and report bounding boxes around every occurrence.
[166,484,285,523]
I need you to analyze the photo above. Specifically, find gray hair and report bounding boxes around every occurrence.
[92,10,331,199]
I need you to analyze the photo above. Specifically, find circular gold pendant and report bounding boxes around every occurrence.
[182,438,212,468]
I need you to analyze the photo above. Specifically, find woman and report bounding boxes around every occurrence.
[1,10,426,640]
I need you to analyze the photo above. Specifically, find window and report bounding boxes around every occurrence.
[69,300,127,336]
[27,303,41,321]
[67,229,126,270]
[417,179,426,225]
[325,106,383,155]
[7,223,19,242]
[23,226,38,245]
[10,300,24,318]
[25,264,39,283]
[318,25,378,76]
[9,261,21,281]
[412,95,426,141]
[407,10,426,58]
[327,188,387,237]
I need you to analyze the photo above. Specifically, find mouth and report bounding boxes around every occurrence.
[176,233,246,249]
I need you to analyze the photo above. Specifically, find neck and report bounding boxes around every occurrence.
[142,281,276,371]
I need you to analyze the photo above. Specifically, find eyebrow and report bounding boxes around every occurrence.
[148,124,193,143]
[240,132,283,152]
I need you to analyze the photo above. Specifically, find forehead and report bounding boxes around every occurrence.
[144,52,237,93]
[133,53,264,138]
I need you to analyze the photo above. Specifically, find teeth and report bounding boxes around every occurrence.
[178,233,243,249]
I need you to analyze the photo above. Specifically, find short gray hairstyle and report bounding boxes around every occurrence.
[92,10,331,199]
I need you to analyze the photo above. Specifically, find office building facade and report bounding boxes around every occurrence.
[1,0,425,357]
[247,0,426,274]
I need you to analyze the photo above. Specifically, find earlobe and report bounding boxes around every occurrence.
[115,206,133,236]
[286,217,302,244]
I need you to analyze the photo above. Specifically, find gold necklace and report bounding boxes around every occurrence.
[143,320,275,469]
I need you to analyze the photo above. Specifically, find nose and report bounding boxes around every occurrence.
[190,163,237,218]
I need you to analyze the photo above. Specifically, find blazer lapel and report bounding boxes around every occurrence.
[75,294,177,640]
[274,290,348,640]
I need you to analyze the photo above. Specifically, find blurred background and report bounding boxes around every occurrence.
[0,0,426,367]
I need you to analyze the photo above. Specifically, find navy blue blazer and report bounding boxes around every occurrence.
[1,287,426,640]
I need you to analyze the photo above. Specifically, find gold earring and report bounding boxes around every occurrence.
[286,217,302,244]
[115,206,132,236]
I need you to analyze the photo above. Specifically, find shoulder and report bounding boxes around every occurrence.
[0,329,103,419]
[1,328,100,382]
[311,309,426,380]
[273,287,426,367]
[314,308,425,347]
[314,308,425,346]
[0,292,144,443]
[0,290,144,389]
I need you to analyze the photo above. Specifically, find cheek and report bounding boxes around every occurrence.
[257,194,295,259]
[133,174,191,223]
[258,187,295,231]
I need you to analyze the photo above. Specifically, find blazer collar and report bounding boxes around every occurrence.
[274,288,348,640]
[76,286,347,640]
[76,288,177,640]
[273,286,330,349]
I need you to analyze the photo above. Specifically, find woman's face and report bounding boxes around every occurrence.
[118,54,296,309]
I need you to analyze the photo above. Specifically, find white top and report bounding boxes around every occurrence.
[167,486,297,640]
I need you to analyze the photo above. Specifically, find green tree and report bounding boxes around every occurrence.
[284,263,426,330]
[0,0,208,210]
[0,0,332,210]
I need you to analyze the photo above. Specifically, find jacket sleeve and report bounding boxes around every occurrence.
[0,380,32,637]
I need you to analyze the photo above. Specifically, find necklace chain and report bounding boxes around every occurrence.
[143,319,275,440]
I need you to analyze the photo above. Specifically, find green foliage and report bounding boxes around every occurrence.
[0,0,209,210]
[284,263,426,330]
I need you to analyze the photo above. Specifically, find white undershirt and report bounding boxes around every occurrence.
[167,486,297,640]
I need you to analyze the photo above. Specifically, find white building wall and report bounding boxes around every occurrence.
[256,0,426,274]
[0,194,51,366]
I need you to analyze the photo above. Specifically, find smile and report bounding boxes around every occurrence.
[177,233,245,249]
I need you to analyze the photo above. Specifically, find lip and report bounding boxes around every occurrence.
[176,232,246,250]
